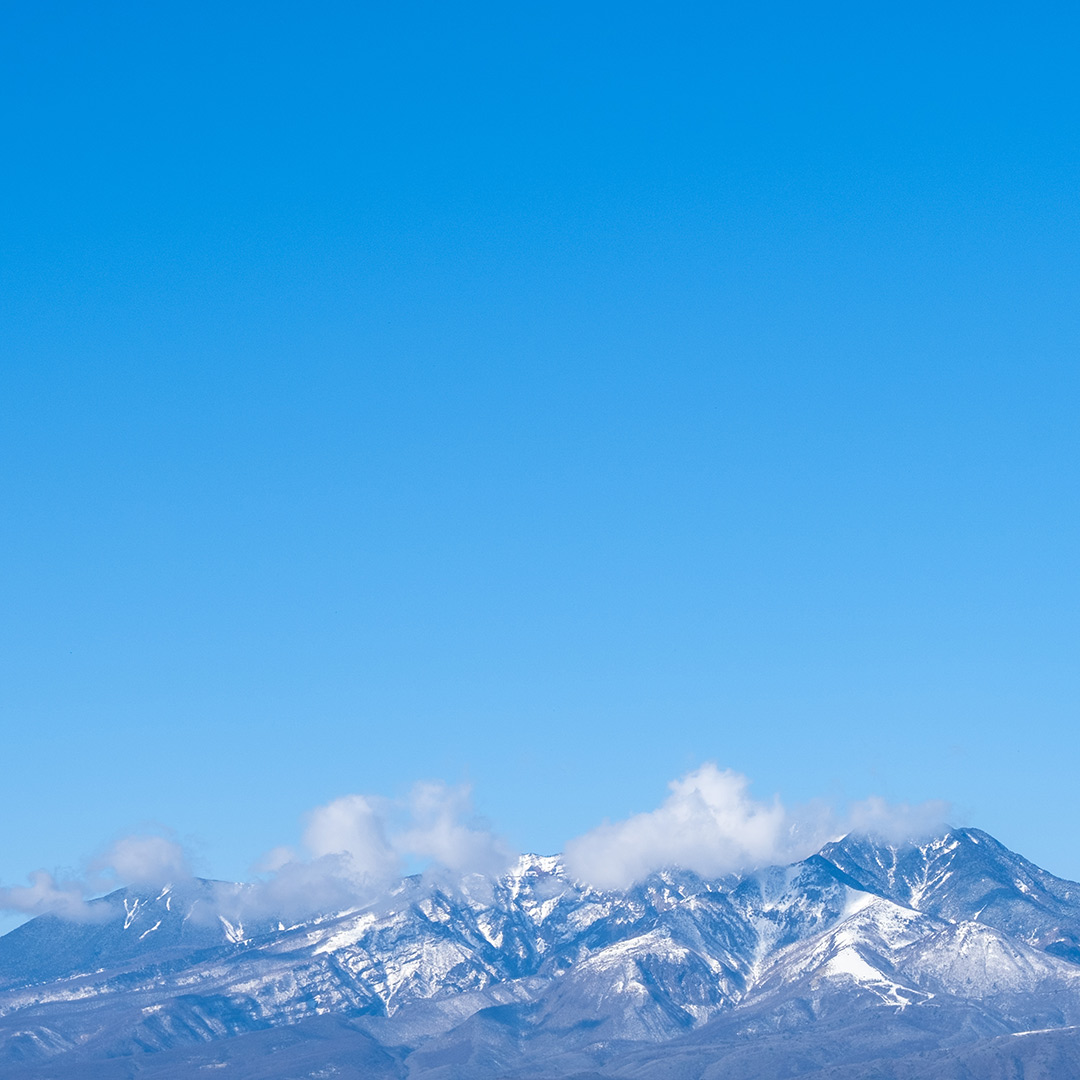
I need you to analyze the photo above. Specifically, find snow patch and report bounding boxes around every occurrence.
[218,916,246,944]
[122,899,140,929]
[138,920,162,940]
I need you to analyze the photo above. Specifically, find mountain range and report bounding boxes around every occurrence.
[3,827,1080,1078]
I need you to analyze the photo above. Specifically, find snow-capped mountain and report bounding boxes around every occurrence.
[2,828,1080,1078]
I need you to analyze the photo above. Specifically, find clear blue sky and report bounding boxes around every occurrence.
[1,2,1078,894]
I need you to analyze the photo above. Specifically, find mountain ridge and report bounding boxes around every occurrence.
[2,827,1080,1078]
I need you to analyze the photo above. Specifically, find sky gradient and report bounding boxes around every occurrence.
[1,2,1078,906]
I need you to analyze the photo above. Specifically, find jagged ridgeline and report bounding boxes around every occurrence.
[3,829,1080,1079]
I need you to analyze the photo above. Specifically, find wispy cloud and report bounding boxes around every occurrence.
[93,834,192,887]
[0,766,950,919]
[0,870,90,920]
[0,830,191,921]
[846,794,952,844]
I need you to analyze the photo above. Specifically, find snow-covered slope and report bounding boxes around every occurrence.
[2,829,1079,1079]
[819,828,1080,961]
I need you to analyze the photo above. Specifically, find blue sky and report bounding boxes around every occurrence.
[1,1,1078,903]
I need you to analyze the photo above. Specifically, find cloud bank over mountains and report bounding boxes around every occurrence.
[0,765,950,920]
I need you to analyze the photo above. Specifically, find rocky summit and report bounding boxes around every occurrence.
[3,828,1080,1078]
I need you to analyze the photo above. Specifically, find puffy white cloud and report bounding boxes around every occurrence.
[0,832,194,920]
[0,870,90,919]
[397,781,514,878]
[237,782,514,920]
[564,763,952,890]
[0,766,952,922]
[564,764,799,889]
[302,794,400,885]
[96,833,191,886]
[224,795,402,921]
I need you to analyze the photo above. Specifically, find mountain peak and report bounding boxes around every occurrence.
[4,828,1080,1078]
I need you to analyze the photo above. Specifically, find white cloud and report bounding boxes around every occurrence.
[0,832,194,920]
[564,764,799,889]
[396,781,514,878]
[218,854,372,924]
[225,794,404,920]
[237,782,514,920]
[302,794,400,885]
[0,870,90,919]
[0,766,951,922]
[253,846,296,874]
[846,794,951,843]
[564,763,951,890]
[96,834,191,886]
